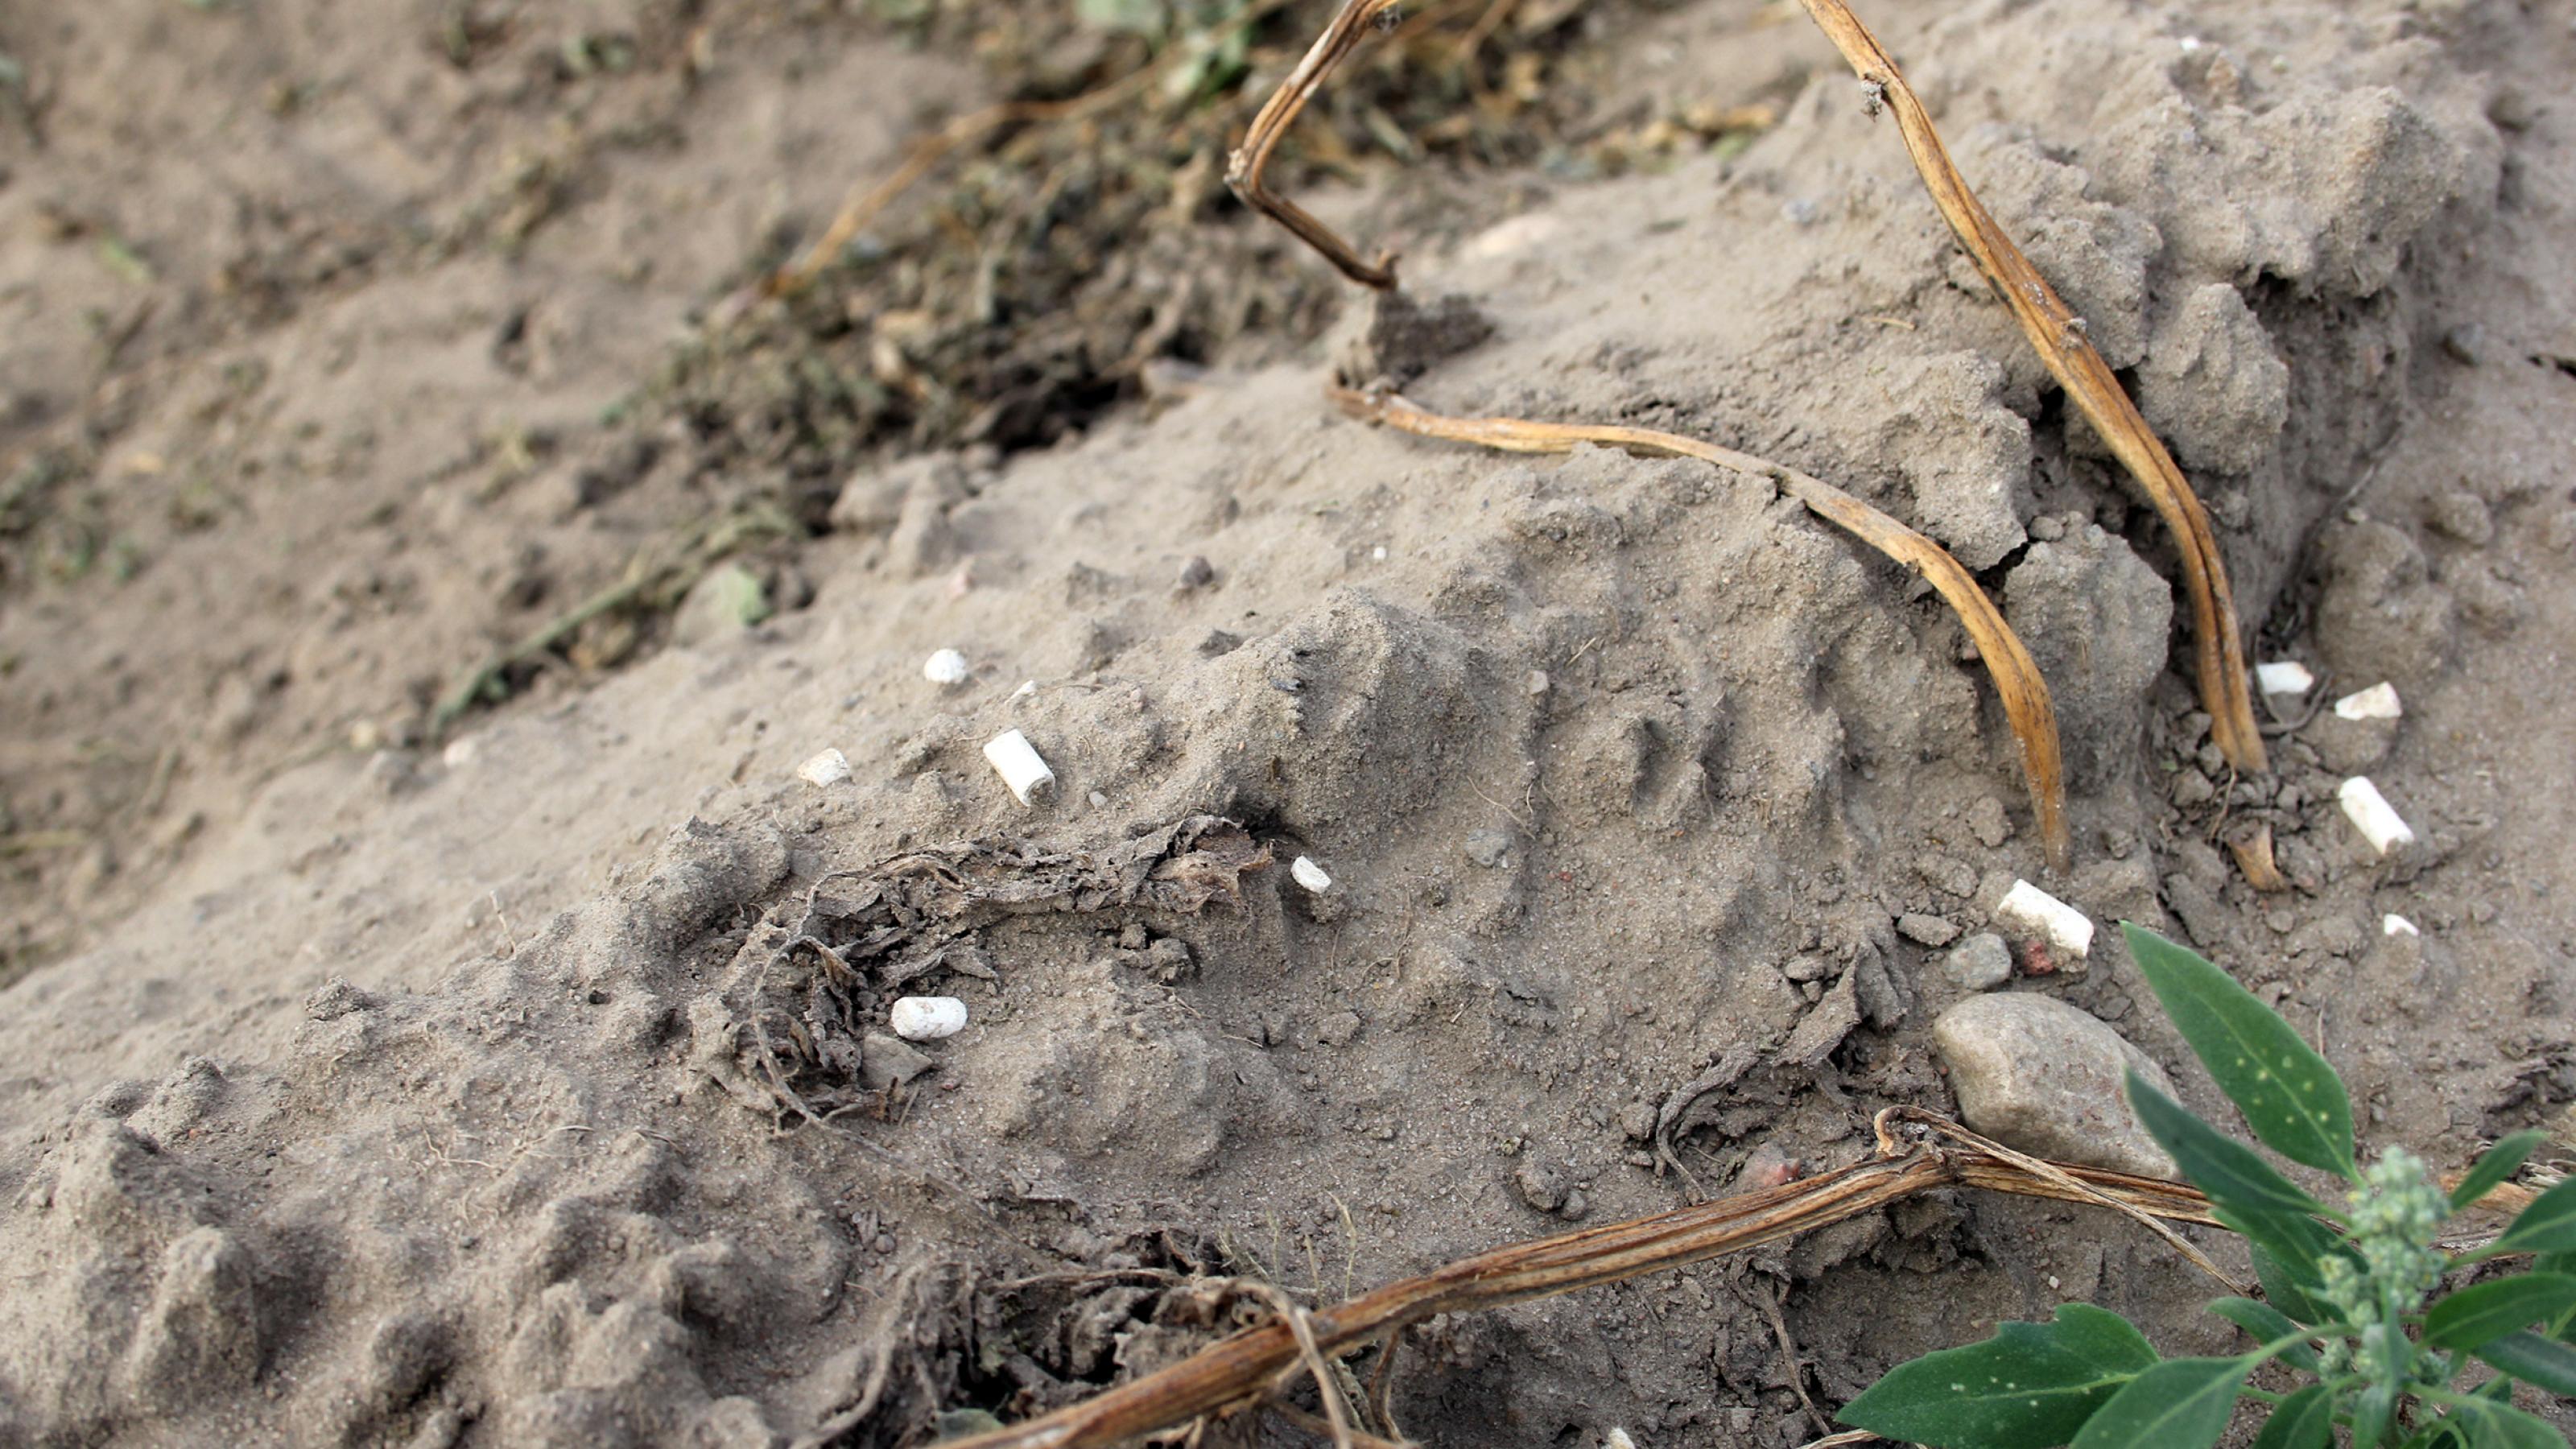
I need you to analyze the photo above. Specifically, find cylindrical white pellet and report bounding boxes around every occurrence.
[982,728,1055,805]
[890,996,968,1041]
[797,748,852,786]
[2382,914,2419,938]
[2338,776,2415,856]
[1290,856,1332,893]
[1993,878,2094,958]
[2333,682,2402,720]
[923,648,969,686]
[2255,661,2314,696]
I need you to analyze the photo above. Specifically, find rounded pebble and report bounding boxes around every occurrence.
[1930,993,2177,1179]
[889,996,968,1041]
[923,649,969,686]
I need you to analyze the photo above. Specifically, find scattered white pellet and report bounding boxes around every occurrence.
[1606,1431,1640,1449]
[2334,682,2403,720]
[982,729,1055,805]
[2338,776,2416,856]
[2255,661,2314,696]
[890,996,968,1041]
[1290,856,1332,893]
[797,748,852,787]
[1993,879,2095,959]
[1371,545,1389,562]
[1010,679,1037,700]
[923,648,969,686]
[2383,914,2420,938]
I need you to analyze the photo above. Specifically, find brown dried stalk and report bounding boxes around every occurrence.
[1226,0,1406,289]
[1226,0,2268,774]
[941,1110,2220,1449]
[1329,382,2072,871]
[1790,0,2266,774]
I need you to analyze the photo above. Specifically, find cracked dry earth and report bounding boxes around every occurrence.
[2,0,2574,1445]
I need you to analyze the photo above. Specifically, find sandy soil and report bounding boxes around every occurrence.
[2,0,2572,1444]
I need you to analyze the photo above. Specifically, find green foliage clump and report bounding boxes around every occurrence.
[1840,924,2576,1449]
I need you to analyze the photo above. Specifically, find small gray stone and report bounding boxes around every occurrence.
[2425,490,2494,547]
[1932,994,2178,1179]
[1942,934,2014,991]
[1515,1161,1567,1213]
[857,1032,935,1090]
[1463,829,1516,869]
[2440,324,2487,365]
[1897,913,1959,947]
[1176,555,1216,589]
[1557,1189,1589,1220]
[2306,712,2396,774]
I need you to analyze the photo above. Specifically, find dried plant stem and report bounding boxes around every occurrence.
[942,1111,2219,1449]
[1328,383,2072,871]
[1227,0,1406,289]
[1790,0,2266,774]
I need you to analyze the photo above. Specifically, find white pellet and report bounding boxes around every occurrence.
[2255,661,2314,696]
[2382,914,2420,938]
[982,729,1055,805]
[797,748,852,786]
[1993,878,2094,959]
[2333,681,2402,720]
[1010,679,1037,700]
[1290,856,1332,893]
[890,996,967,1041]
[923,648,969,686]
[2338,776,2415,856]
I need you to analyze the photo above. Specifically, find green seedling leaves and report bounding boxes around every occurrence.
[2248,1384,2333,1449]
[2452,1131,2549,1213]
[2206,1298,2318,1371]
[2435,1394,2569,1449]
[2128,1073,2329,1220]
[2475,1329,2576,1397]
[2067,1355,2255,1449]
[2122,925,2356,1179]
[2425,1274,2576,1351]
[2491,1176,2576,1256]
[1835,1303,2158,1449]
[2246,1236,2334,1327]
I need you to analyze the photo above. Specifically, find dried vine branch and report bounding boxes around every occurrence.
[1328,383,2073,872]
[1790,0,2266,773]
[1226,0,2270,776]
[1225,0,1406,289]
[940,1110,2219,1449]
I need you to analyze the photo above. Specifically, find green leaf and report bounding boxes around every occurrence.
[1837,1303,2159,1449]
[2247,1236,2332,1326]
[2207,1297,2320,1371]
[2475,1329,2576,1397]
[2350,1382,2398,1449]
[2068,1355,2254,1449]
[2122,924,2356,1179]
[2128,1073,2331,1220]
[2248,1384,2333,1449]
[2454,1132,2550,1213]
[2427,1274,2576,1350]
[2438,1395,2569,1449]
[2493,1177,2576,1256]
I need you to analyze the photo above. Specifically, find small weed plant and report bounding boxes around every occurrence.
[1840,924,2576,1449]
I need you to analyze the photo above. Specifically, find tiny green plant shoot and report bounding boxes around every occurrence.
[1840,923,2576,1449]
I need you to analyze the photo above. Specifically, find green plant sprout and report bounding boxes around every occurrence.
[1839,923,2576,1449]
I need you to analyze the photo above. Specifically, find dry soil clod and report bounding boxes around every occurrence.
[1327,383,2073,870]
